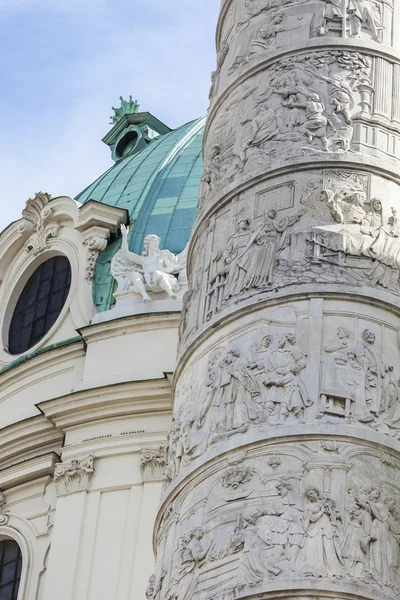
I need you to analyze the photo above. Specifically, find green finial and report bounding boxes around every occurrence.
[110,96,140,124]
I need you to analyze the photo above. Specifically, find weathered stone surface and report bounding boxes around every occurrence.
[153,0,400,599]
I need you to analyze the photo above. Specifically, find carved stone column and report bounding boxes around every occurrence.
[154,2,400,600]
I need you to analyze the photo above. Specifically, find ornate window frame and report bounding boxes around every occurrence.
[0,194,127,363]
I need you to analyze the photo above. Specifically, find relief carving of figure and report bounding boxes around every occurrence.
[111,225,186,302]
[262,334,311,424]
[237,210,303,292]
[355,488,398,586]
[229,13,285,75]
[342,507,367,578]
[211,218,253,301]
[168,528,210,600]
[263,480,305,570]
[233,513,282,586]
[311,196,400,291]
[347,0,384,42]
[322,327,374,422]
[356,329,385,416]
[298,487,344,577]
[214,349,262,437]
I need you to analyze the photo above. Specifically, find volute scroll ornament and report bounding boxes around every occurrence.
[53,454,95,496]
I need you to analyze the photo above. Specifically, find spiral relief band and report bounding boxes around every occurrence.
[150,2,400,600]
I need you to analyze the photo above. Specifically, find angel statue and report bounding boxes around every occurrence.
[111,225,187,302]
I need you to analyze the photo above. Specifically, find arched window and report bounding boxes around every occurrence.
[0,539,22,599]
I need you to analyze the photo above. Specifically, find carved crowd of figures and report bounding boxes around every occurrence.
[164,333,311,483]
[323,326,400,435]
[206,210,303,318]
[159,462,400,600]
[204,50,372,207]
[165,320,400,483]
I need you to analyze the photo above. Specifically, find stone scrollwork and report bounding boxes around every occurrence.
[140,447,167,482]
[53,454,95,496]
[111,225,187,303]
[0,490,8,526]
[20,191,60,256]
[82,235,109,282]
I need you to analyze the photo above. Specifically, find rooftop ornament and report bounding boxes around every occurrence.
[110,96,140,124]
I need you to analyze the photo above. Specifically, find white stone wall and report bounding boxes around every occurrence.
[0,194,178,600]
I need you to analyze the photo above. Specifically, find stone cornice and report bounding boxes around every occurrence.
[79,311,181,343]
[0,415,63,471]
[0,340,85,400]
[37,377,173,429]
[0,452,59,490]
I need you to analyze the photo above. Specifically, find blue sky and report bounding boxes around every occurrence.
[0,0,219,231]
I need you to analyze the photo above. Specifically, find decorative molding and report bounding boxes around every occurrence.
[53,454,95,496]
[82,232,109,282]
[20,192,60,255]
[0,490,8,525]
[140,446,166,482]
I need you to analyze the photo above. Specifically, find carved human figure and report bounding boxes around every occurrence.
[381,377,400,436]
[264,480,305,570]
[289,93,329,150]
[341,507,366,577]
[198,350,224,428]
[357,488,394,586]
[305,68,355,126]
[262,334,311,424]
[229,13,284,75]
[251,335,275,420]
[213,218,252,301]
[234,513,281,586]
[326,190,366,224]
[168,528,210,600]
[214,349,262,435]
[323,327,374,422]
[113,225,181,302]
[347,0,384,42]
[386,496,400,586]
[298,487,344,577]
[238,210,302,292]
[356,329,384,415]
[163,415,184,483]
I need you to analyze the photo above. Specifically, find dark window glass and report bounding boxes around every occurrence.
[0,540,22,600]
[8,256,71,355]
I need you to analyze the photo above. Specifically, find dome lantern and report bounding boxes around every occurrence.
[103,97,172,162]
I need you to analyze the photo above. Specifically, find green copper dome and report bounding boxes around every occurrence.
[76,116,205,313]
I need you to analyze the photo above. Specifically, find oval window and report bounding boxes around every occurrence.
[8,256,72,355]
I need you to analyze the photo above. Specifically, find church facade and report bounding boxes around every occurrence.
[2,1,400,600]
[0,103,204,599]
